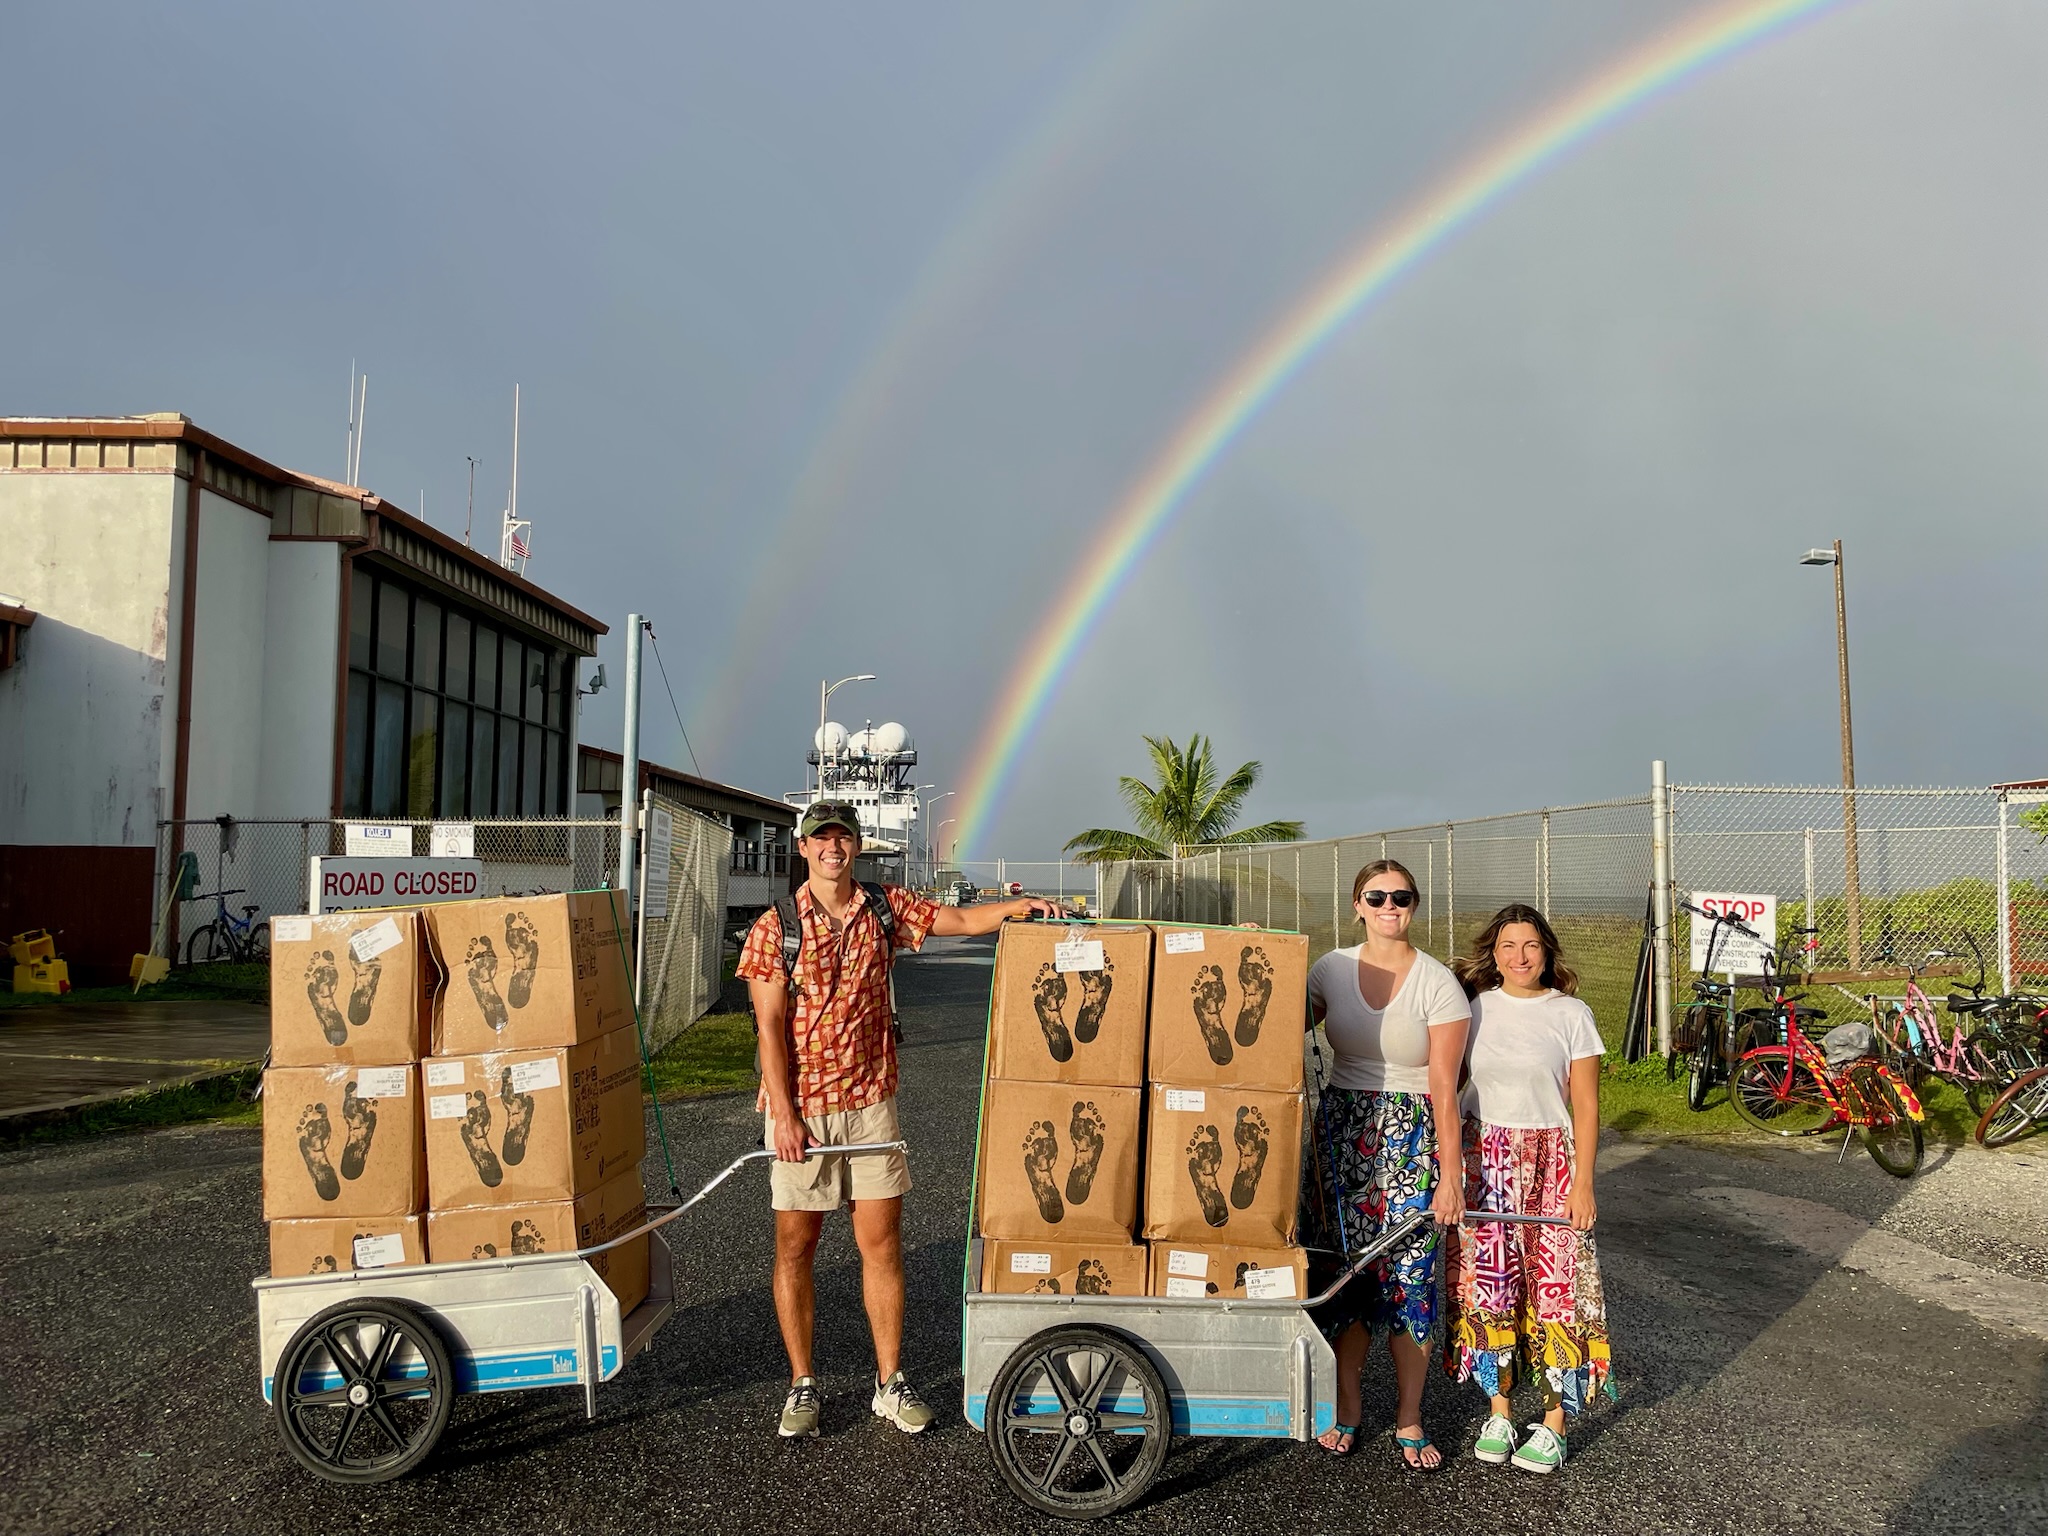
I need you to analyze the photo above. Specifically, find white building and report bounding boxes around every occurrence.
[0,414,603,982]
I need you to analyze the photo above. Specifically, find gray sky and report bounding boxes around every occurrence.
[6,1,2043,857]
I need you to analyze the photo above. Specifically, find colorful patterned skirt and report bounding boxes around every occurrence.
[1441,1118,1613,1415]
[1300,1087,1441,1346]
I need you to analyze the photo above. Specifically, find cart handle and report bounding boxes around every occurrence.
[1303,1208,1587,1309]
[575,1142,908,1259]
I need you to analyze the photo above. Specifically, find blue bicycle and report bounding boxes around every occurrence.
[185,885,270,966]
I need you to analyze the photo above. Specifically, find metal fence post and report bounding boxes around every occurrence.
[1332,844,1342,948]
[1539,810,1551,916]
[1803,827,1815,931]
[1997,793,2013,994]
[1650,760,1674,1058]
[618,612,643,906]
[1444,823,1455,956]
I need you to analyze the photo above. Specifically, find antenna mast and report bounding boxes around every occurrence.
[500,385,530,573]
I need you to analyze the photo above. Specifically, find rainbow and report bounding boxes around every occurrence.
[952,0,1849,858]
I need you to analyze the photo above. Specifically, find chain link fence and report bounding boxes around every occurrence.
[635,793,733,1052]
[952,860,1097,902]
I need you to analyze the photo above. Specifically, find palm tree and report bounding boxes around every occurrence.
[1064,734,1304,865]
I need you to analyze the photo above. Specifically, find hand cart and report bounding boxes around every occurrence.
[964,1208,1579,1519]
[254,1141,904,1483]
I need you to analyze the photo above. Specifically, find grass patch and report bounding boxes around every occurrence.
[643,1012,758,1101]
[1597,1050,1980,1145]
[0,964,270,1010]
[1,1064,263,1147]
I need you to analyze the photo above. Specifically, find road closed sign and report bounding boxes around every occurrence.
[1688,891,1777,974]
[309,856,485,913]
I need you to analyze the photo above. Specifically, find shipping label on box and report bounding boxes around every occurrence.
[423,1026,645,1210]
[268,1216,426,1277]
[1141,1083,1303,1246]
[1146,926,1307,1090]
[426,892,634,1056]
[977,1080,1141,1242]
[980,1239,1147,1297]
[425,1167,650,1312]
[1145,1242,1308,1300]
[269,911,433,1067]
[262,1064,425,1220]
[988,923,1151,1087]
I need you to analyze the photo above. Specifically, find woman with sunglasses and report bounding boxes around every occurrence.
[1442,904,1611,1476]
[1302,860,1470,1467]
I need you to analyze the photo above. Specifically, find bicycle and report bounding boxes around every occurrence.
[1729,973,1924,1178]
[1672,904,1814,1113]
[1976,1065,2048,1149]
[1871,933,2044,1116]
[184,886,270,965]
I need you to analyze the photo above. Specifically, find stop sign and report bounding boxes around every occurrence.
[1007,881,1023,896]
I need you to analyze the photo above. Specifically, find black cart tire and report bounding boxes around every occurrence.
[985,1325,1172,1520]
[272,1297,453,1483]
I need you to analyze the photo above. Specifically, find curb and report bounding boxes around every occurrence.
[0,1060,262,1144]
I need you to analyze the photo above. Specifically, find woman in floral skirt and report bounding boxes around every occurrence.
[1444,903,1613,1475]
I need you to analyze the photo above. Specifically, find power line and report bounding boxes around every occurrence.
[641,622,704,778]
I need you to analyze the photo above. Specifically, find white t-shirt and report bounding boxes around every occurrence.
[1459,987,1605,1129]
[1308,946,1471,1095]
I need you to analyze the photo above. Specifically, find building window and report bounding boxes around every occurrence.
[341,566,573,818]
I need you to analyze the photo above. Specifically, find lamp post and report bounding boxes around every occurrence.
[815,674,876,798]
[937,819,957,878]
[1800,541,1862,969]
[922,790,955,885]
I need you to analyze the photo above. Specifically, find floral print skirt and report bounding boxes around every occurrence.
[1440,1117,1613,1415]
[1300,1087,1440,1346]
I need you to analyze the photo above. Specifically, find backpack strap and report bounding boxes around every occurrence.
[859,881,904,1044]
[774,895,802,991]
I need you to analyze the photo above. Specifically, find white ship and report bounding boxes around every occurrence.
[786,720,921,859]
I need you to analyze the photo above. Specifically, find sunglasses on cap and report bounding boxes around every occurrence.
[1358,889,1418,909]
[800,802,862,836]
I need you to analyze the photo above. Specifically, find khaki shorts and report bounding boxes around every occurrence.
[766,1095,912,1212]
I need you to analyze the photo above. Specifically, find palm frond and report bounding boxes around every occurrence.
[1063,827,1168,865]
[1068,734,1298,865]
[1209,819,1306,847]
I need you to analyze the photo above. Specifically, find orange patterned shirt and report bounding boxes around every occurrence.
[738,883,939,1115]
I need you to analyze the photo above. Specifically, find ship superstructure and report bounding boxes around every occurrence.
[786,721,921,855]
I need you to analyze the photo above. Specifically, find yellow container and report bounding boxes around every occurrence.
[8,929,57,965]
[12,958,69,994]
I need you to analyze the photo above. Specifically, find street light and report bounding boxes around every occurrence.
[937,818,957,876]
[922,790,956,881]
[816,674,876,797]
[1800,541,1862,969]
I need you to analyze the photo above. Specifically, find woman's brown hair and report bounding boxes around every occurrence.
[1454,903,1579,998]
[1350,859,1418,905]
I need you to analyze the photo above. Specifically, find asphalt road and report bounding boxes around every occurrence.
[4,932,2046,1536]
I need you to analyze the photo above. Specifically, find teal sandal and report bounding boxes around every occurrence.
[1394,1433,1440,1471]
[1317,1423,1359,1457]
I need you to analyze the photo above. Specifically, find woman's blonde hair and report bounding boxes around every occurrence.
[1350,859,1418,905]
[1454,903,1579,999]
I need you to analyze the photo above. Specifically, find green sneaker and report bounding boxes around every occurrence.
[1511,1423,1565,1474]
[1473,1413,1517,1465]
[778,1376,821,1439]
[872,1369,934,1433]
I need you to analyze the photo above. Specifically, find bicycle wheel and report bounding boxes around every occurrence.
[184,923,220,966]
[1853,1067,1923,1179]
[1730,1050,1837,1137]
[1686,1035,1716,1112]
[243,921,271,964]
[1977,1067,2048,1149]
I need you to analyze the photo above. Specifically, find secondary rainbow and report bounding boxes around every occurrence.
[951,0,1850,859]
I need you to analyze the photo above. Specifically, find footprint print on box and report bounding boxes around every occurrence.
[1231,1105,1269,1210]
[1031,964,1073,1063]
[504,911,540,1010]
[309,1254,338,1275]
[1186,1125,1228,1228]
[1065,1101,1105,1206]
[460,1091,504,1188]
[347,946,382,1028]
[1030,1277,1062,1295]
[1190,966,1232,1065]
[1021,1120,1064,1224]
[304,952,345,1046]
[499,1067,536,1166]
[472,1242,499,1260]
[509,1218,546,1255]
[339,1081,378,1181]
[1234,946,1273,1048]
[465,936,510,1032]
[1075,1258,1111,1296]
[1073,956,1114,1045]
[1233,1261,1251,1293]
[297,1103,340,1202]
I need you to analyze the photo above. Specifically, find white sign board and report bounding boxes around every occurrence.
[344,822,411,858]
[429,822,475,859]
[310,856,485,913]
[1688,891,1778,974]
[642,806,674,920]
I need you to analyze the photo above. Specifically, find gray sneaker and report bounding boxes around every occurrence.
[871,1369,934,1433]
[779,1376,821,1439]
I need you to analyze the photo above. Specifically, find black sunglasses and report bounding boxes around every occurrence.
[1359,889,1418,909]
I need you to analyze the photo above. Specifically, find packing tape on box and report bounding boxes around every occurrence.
[348,916,405,963]
[354,1066,409,1098]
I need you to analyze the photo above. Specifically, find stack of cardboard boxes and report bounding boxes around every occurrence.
[261,892,651,1313]
[974,920,1309,1299]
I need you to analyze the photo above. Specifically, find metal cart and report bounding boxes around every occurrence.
[255,1141,903,1483]
[964,1208,1574,1519]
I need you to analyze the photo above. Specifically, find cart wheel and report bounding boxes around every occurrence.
[985,1325,1171,1520]
[273,1298,453,1483]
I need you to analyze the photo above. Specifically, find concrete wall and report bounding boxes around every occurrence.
[0,472,177,846]
[180,489,273,821]
[256,540,339,817]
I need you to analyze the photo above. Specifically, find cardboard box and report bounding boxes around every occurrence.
[1146,926,1308,1090]
[425,1167,651,1313]
[269,1216,426,1277]
[425,892,634,1056]
[268,910,433,1067]
[1146,1242,1309,1302]
[422,1026,646,1210]
[981,1239,1147,1297]
[988,922,1151,1087]
[977,1080,1141,1242]
[1141,1083,1303,1247]
[262,1064,425,1219]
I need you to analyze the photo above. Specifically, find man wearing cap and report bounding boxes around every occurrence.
[740,800,1060,1439]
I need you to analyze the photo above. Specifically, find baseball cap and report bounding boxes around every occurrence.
[799,801,862,839]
